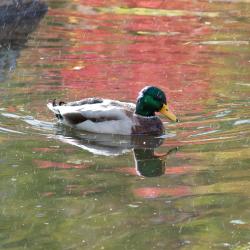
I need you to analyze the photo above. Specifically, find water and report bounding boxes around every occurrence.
[0,0,250,249]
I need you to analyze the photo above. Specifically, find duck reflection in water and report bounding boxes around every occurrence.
[53,127,178,177]
[134,147,178,177]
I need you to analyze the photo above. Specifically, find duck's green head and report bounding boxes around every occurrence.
[135,86,178,122]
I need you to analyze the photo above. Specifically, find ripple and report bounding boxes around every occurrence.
[197,40,249,46]
[190,129,220,137]
[234,119,250,126]
[215,110,231,118]
[23,116,54,131]
[136,31,180,36]
[1,113,21,119]
[230,219,246,225]
[0,126,25,134]
[96,7,219,18]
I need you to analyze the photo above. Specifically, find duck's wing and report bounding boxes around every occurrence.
[66,97,103,106]
[47,98,135,126]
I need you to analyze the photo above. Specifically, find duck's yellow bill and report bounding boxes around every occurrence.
[159,104,179,122]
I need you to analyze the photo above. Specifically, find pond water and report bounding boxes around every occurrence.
[0,0,250,249]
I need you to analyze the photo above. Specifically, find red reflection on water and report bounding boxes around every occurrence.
[64,185,102,196]
[7,106,17,113]
[41,192,56,197]
[133,186,191,198]
[43,0,213,115]
[34,159,91,169]
[166,165,192,174]
[33,148,58,153]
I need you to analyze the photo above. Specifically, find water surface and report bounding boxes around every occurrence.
[0,0,250,249]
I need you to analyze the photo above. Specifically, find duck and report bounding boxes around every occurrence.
[47,86,178,135]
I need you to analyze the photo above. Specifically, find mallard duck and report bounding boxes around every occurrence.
[47,86,178,135]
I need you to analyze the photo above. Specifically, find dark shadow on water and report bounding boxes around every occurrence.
[54,127,178,177]
[54,126,164,155]
[0,1,47,81]
[0,1,48,26]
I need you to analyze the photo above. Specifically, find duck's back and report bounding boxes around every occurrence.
[47,98,136,135]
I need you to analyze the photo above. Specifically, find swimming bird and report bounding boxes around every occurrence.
[47,86,178,135]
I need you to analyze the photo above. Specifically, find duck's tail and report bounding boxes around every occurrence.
[47,99,65,120]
